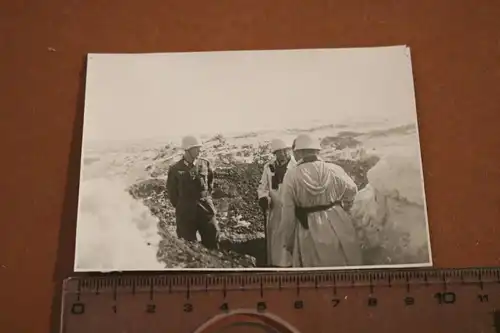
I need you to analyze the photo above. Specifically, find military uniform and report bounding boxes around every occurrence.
[257,156,296,267]
[166,157,219,249]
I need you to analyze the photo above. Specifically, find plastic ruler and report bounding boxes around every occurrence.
[59,267,500,332]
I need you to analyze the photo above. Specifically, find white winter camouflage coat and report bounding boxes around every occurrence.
[257,156,297,266]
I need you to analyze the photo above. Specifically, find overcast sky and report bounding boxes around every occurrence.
[82,45,418,144]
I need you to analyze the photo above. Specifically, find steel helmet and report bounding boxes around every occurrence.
[270,138,290,153]
[293,133,322,151]
[181,135,202,150]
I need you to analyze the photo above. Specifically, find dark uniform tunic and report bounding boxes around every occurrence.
[270,160,289,190]
[166,157,219,249]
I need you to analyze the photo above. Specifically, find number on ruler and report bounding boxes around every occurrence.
[257,302,267,312]
[331,299,340,307]
[71,303,85,315]
[146,304,156,313]
[112,305,117,314]
[219,303,229,313]
[478,294,489,303]
[368,297,378,307]
[183,303,193,313]
[434,292,456,304]
[294,300,304,309]
[404,297,415,306]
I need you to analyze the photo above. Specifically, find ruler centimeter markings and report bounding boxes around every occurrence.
[64,268,497,296]
[60,267,500,333]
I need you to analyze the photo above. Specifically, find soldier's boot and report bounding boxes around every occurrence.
[175,212,198,242]
[198,216,220,250]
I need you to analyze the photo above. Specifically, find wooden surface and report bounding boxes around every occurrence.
[1,0,499,332]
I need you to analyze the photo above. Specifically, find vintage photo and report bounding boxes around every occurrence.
[74,45,433,271]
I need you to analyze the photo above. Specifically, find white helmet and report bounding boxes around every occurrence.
[293,134,322,151]
[270,138,290,153]
[181,135,202,150]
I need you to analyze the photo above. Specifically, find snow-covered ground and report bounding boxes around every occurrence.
[74,178,164,271]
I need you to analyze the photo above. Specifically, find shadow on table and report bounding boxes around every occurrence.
[49,57,87,333]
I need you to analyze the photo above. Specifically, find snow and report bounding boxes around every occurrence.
[366,147,426,206]
[350,144,430,264]
[74,177,164,271]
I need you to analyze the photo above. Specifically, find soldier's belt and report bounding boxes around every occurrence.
[294,201,342,230]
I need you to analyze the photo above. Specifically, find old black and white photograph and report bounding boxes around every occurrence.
[74,45,433,271]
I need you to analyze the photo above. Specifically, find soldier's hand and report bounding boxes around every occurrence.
[258,197,269,212]
[342,199,353,212]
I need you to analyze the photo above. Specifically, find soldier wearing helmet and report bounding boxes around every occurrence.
[256,138,296,267]
[166,135,219,249]
[278,133,363,268]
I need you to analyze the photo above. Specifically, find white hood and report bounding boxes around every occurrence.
[296,161,336,197]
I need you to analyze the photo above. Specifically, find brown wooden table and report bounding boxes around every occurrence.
[1,1,499,332]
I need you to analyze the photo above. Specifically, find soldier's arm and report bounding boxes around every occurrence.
[331,164,358,206]
[166,166,179,208]
[278,171,297,252]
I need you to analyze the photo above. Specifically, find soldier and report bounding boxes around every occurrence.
[279,133,363,268]
[257,138,296,267]
[166,135,219,250]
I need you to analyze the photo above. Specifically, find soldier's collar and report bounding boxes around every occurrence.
[182,157,196,167]
[275,156,292,167]
[297,155,322,165]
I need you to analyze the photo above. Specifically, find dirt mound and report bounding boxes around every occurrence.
[211,162,268,265]
[156,233,257,269]
[327,155,381,190]
[128,179,257,268]
[213,163,265,230]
